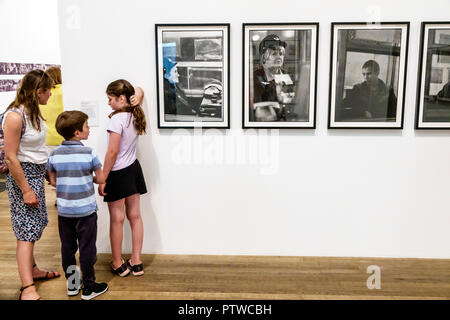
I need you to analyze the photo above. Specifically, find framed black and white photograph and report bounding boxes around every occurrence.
[328,22,409,129]
[416,22,450,129]
[155,24,230,128]
[0,79,21,92]
[243,23,318,128]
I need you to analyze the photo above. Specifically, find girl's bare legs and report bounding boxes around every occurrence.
[125,193,143,265]
[108,198,126,268]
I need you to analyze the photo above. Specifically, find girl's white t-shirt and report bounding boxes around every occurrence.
[107,112,138,171]
[2,105,48,164]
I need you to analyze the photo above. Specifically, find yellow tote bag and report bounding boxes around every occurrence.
[40,84,64,146]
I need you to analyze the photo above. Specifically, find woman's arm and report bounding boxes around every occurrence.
[3,112,39,207]
[98,131,121,196]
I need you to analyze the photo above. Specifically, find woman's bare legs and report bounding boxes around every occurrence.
[16,240,39,300]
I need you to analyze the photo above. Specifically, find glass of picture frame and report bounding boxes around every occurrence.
[155,24,230,128]
[416,22,450,129]
[242,23,319,129]
[328,22,410,129]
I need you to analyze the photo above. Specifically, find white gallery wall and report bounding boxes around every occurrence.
[56,0,450,258]
[0,0,61,111]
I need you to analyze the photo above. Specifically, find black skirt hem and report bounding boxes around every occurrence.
[103,159,147,203]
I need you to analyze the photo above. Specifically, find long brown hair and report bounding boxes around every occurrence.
[7,69,53,131]
[106,79,147,135]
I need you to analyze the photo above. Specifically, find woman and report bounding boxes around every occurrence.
[2,69,61,300]
[41,66,64,146]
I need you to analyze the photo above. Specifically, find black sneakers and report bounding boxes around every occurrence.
[68,284,81,296]
[81,282,108,300]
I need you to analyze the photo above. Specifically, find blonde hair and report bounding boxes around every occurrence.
[46,66,62,85]
[7,69,53,131]
[261,46,286,66]
[106,79,147,135]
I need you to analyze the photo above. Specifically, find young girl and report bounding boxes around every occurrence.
[98,79,147,277]
[2,69,61,300]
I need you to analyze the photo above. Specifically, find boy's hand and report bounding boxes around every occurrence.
[98,183,107,196]
[94,168,105,185]
[47,170,57,188]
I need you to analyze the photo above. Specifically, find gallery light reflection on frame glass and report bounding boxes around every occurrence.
[328,22,409,129]
[243,23,318,129]
[416,23,450,129]
[155,24,230,129]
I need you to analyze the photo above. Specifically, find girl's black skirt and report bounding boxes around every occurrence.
[104,159,147,202]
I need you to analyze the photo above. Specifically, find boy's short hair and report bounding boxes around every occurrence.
[55,110,88,140]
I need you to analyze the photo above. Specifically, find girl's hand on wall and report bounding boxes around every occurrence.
[130,95,139,106]
[130,87,144,106]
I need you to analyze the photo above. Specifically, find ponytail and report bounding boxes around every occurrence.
[131,105,146,135]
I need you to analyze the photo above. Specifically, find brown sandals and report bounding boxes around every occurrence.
[18,264,60,300]
[19,283,40,300]
[32,264,61,281]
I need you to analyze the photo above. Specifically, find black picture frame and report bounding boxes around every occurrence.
[328,22,410,129]
[242,23,319,129]
[155,24,230,129]
[415,22,450,129]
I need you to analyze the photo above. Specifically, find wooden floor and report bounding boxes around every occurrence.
[0,183,449,300]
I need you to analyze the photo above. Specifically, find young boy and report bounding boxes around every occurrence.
[47,110,108,300]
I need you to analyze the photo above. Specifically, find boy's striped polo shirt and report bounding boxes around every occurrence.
[47,140,102,218]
